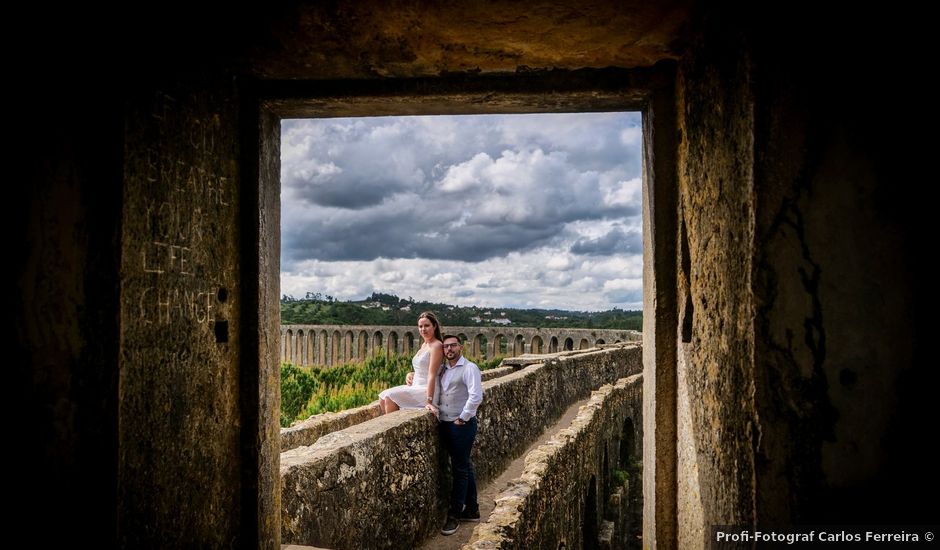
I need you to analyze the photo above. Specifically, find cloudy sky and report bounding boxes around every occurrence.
[280,112,643,311]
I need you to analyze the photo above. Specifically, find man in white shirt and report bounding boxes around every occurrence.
[426,334,483,536]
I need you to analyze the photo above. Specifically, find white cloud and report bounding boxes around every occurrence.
[601,176,641,208]
[620,126,642,146]
[379,270,404,283]
[546,255,575,271]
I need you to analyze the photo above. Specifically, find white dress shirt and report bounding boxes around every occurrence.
[440,355,483,421]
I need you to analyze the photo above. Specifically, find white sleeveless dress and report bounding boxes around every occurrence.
[379,348,438,409]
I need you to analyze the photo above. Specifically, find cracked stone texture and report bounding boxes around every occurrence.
[281,410,446,549]
[117,77,264,548]
[672,7,931,546]
[467,374,643,549]
[246,0,692,79]
[675,20,758,549]
[748,25,921,529]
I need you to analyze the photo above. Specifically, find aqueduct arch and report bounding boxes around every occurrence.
[280,325,640,366]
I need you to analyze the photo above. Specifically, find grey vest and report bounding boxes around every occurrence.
[437,361,471,422]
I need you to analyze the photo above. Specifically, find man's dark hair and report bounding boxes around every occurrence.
[441,334,462,344]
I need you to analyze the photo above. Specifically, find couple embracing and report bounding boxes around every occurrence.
[378,311,484,536]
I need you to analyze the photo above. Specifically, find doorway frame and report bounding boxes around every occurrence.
[242,65,678,548]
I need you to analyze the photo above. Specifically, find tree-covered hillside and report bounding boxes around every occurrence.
[281,292,641,330]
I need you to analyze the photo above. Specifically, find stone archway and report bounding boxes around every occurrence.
[344,331,354,362]
[318,330,329,365]
[472,333,485,359]
[492,333,508,357]
[284,329,294,363]
[530,335,543,354]
[584,475,599,550]
[305,330,316,366]
[404,332,415,356]
[358,330,368,359]
[331,330,342,365]
[372,331,383,356]
[388,331,399,356]
[514,334,526,355]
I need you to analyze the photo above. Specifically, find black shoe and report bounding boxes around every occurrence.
[441,516,459,535]
[458,508,480,522]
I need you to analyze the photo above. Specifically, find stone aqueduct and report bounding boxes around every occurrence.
[280,324,642,366]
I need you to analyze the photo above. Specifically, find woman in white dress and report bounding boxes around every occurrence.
[379,311,444,414]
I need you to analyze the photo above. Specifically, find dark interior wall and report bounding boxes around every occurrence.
[11,4,271,547]
[748,6,934,524]
[673,3,933,541]
[13,91,123,547]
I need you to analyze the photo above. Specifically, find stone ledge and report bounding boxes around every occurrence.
[281,409,446,549]
[280,402,382,452]
[467,374,643,549]
[481,365,515,381]
[500,342,641,368]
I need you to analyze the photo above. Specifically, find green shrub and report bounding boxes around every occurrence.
[279,351,412,426]
[613,468,629,486]
[472,356,505,371]
[280,362,317,427]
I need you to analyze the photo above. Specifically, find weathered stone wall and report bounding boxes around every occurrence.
[281,410,447,549]
[747,9,932,526]
[468,374,643,549]
[641,63,680,550]
[673,17,757,549]
[117,77,275,547]
[280,345,641,548]
[474,346,641,483]
[668,6,934,548]
[280,402,383,452]
[481,365,516,382]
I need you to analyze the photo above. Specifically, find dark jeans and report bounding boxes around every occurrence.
[439,416,478,517]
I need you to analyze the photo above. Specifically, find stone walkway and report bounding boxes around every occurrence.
[416,397,591,550]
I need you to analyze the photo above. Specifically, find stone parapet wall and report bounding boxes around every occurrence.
[473,346,640,483]
[467,374,644,549]
[481,365,515,381]
[280,365,519,452]
[281,410,446,549]
[280,402,382,452]
[280,344,641,548]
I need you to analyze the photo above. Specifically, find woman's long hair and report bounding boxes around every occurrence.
[418,311,443,343]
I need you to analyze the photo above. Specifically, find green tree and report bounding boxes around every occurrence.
[280,363,317,427]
